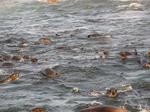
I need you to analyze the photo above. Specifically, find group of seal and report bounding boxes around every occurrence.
[1,33,149,112]
[0,54,38,68]
[119,49,150,68]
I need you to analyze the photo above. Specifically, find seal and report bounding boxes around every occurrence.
[106,88,118,98]
[31,107,47,112]
[119,49,138,61]
[2,55,11,61]
[40,68,60,79]
[31,57,38,64]
[143,62,150,69]
[98,50,109,59]
[2,62,14,68]
[47,0,59,4]
[34,38,53,45]
[0,72,19,84]
[12,55,22,61]
[87,32,112,44]
[38,0,60,4]
[39,38,52,45]
[80,105,128,112]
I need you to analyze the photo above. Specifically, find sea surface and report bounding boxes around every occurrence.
[0,0,149,112]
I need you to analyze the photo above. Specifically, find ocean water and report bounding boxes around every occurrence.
[0,0,149,112]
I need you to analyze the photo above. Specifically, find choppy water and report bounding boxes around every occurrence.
[0,0,150,112]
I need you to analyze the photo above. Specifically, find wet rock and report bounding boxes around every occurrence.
[105,88,118,98]
[2,62,14,68]
[87,32,112,44]
[40,68,60,79]
[0,71,19,84]
[31,107,47,112]
[80,105,128,112]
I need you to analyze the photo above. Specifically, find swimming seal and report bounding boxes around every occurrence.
[87,32,112,44]
[2,62,14,68]
[106,88,118,98]
[38,0,60,4]
[80,105,128,112]
[119,49,138,61]
[0,72,19,84]
[31,107,47,112]
[40,68,60,79]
